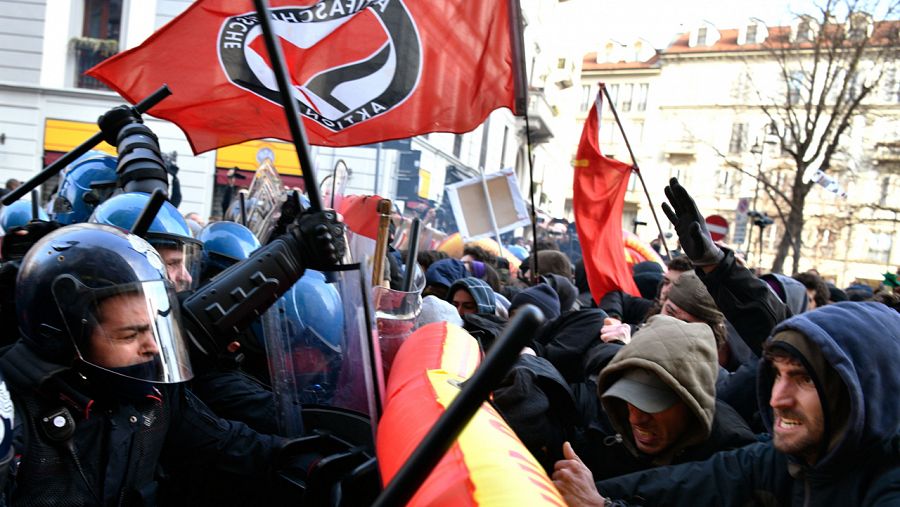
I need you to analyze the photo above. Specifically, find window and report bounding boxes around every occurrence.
[452,134,463,158]
[620,83,634,112]
[788,71,805,104]
[796,19,813,42]
[75,0,123,89]
[580,84,593,112]
[867,231,892,263]
[607,84,619,107]
[557,58,567,69]
[882,66,899,102]
[696,26,708,46]
[746,24,758,44]
[729,123,747,153]
[880,175,891,206]
[636,83,649,111]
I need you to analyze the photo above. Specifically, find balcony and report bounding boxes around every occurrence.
[522,88,555,144]
[874,142,900,163]
[664,140,697,157]
[71,37,118,90]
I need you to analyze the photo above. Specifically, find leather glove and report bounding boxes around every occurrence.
[290,209,346,271]
[1,220,62,261]
[97,105,142,146]
[661,177,724,267]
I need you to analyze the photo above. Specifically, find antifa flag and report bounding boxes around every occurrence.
[87,0,519,152]
[573,92,641,303]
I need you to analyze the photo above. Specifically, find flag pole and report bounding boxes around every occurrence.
[599,83,671,259]
[252,0,323,212]
[508,0,539,282]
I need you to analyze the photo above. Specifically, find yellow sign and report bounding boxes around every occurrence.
[418,168,431,199]
[215,140,302,176]
[44,119,117,155]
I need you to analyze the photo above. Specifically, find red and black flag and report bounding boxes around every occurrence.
[88,0,519,152]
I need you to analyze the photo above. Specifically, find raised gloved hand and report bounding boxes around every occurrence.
[97,105,143,146]
[661,178,723,267]
[291,209,346,271]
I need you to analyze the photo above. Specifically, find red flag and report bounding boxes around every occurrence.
[87,0,518,153]
[573,93,641,303]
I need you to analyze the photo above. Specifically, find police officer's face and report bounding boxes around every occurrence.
[88,293,160,368]
[626,400,691,456]
[769,356,825,464]
[157,246,193,291]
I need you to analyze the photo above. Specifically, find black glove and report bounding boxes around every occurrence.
[661,178,723,267]
[290,209,346,271]
[97,105,142,146]
[1,220,62,261]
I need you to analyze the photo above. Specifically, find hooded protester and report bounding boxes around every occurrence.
[510,284,561,320]
[542,273,579,313]
[531,309,610,383]
[792,272,829,310]
[446,277,496,317]
[631,261,664,300]
[423,258,468,299]
[762,273,810,315]
[564,302,900,507]
[563,315,754,482]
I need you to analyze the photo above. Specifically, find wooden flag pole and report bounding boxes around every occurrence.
[599,83,671,259]
[372,198,393,287]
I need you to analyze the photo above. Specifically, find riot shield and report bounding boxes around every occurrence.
[373,262,425,378]
[264,264,384,439]
[225,160,285,243]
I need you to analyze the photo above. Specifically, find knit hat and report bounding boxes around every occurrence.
[632,261,664,299]
[666,271,724,324]
[541,273,578,312]
[509,284,561,320]
[417,295,464,328]
[845,283,874,301]
[827,283,848,303]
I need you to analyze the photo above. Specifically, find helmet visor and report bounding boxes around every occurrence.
[54,278,194,383]
[49,194,74,215]
[149,237,203,292]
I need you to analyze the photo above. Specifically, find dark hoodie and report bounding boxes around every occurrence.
[597,302,900,506]
[446,276,496,315]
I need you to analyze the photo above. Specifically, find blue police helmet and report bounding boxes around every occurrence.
[0,200,49,232]
[284,270,344,353]
[48,152,118,225]
[90,192,203,291]
[197,221,261,282]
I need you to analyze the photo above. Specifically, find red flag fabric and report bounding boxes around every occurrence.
[573,93,641,303]
[87,0,517,153]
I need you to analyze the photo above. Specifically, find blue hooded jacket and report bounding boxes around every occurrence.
[597,302,900,506]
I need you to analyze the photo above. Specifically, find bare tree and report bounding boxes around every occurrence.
[748,0,900,273]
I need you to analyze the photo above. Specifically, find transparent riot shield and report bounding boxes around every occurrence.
[225,160,285,243]
[374,263,425,379]
[264,264,384,439]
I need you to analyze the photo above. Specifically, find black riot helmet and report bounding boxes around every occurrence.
[16,223,193,383]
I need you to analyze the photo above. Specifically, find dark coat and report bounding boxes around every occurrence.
[0,341,282,507]
[531,309,608,383]
[597,302,900,506]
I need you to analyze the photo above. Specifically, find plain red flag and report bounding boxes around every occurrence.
[87,0,518,153]
[573,92,641,303]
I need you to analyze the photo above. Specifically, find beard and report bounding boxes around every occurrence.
[772,409,825,463]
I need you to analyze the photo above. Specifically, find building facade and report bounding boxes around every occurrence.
[0,0,578,231]
[576,17,900,286]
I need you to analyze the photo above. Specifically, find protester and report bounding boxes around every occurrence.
[446,276,496,317]
[793,271,829,310]
[557,315,754,485]
[423,258,468,299]
[509,283,561,320]
[556,302,900,506]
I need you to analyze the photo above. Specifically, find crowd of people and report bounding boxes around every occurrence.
[0,132,898,507]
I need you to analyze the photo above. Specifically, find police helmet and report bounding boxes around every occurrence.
[90,192,203,291]
[0,200,49,232]
[197,221,260,281]
[16,223,193,383]
[48,152,118,225]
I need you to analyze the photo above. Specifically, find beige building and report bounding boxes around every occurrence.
[575,18,900,286]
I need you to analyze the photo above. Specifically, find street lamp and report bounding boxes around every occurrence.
[744,124,779,266]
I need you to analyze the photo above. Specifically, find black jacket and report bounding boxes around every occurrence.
[597,303,900,506]
[0,341,282,507]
